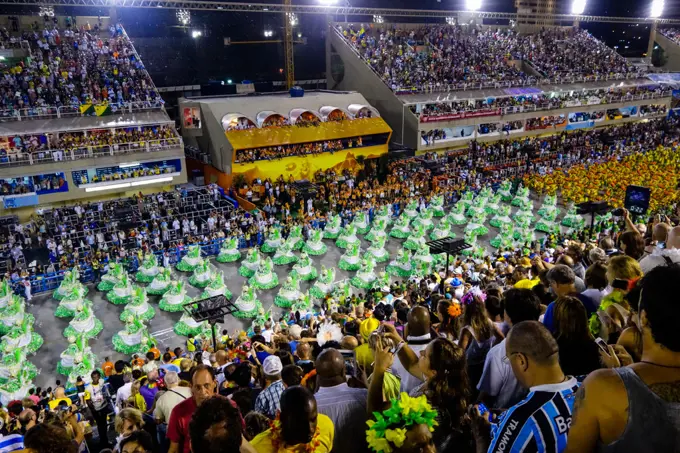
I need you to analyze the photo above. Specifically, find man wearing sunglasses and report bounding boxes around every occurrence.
[472,321,580,453]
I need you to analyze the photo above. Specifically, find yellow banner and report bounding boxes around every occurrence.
[232,145,387,181]
[225,118,392,150]
[79,103,94,115]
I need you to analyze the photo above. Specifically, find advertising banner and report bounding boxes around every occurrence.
[420,109,501,123]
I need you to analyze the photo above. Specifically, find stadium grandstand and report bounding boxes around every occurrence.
[328,22,673,149]
[0,14,186,210]
[4,7,680,453]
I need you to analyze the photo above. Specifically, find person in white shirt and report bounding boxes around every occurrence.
[154,371,191,451]
[639,226,680,274]
[115,373,133,413]
[315,348,368,452]
[477,288,541,409]
[391,306,431,394]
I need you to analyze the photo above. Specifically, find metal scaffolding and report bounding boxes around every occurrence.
[0,0,679,26]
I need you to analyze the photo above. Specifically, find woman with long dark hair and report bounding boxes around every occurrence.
[552,296,602,376]
[377,324,472,452]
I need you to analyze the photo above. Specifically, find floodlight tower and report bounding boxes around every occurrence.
[647,0,664,63]
[284,0,295,89]
[571,0,586,26]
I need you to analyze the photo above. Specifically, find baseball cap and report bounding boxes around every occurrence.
[262,356,283,375]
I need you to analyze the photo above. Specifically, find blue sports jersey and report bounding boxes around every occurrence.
[488,377,581,453]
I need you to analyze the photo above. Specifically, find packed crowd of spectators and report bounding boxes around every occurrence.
[342,24,644,92]
[8,207,680,453]
[0,125,179,166]
[640,104,668,116]
[412,84,670,119]
[0,185,255,280]
[660,27,680,46]
[235,137,364,163]
[0,20,160,111]
[568,111,604,123]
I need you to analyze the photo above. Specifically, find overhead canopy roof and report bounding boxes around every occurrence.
[0,111,173,136]
[184,90,381,129]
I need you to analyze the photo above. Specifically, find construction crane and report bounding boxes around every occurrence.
[283,0,294,89]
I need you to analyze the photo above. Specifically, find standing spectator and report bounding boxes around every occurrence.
[477,289,542,409]
[565,265,680,452]
[168,365,216,453]
[254,356,285,419]
[315,349,368,453]
[542,265,597,333]
[552,296,602,377]
[390,306,431,394]
[188,396,246,453]
[251,386,334,453]
[471,321,581,452]
[154,372,191,453]
[85,370,112,450]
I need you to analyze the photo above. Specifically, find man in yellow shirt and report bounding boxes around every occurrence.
[251,386,334,453]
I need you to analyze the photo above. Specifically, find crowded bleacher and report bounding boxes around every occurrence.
[411,84,670,120]
[341,24,645,93]
[660,27,680,46]
[0,124,180,166]
[235,137,365,163]
[0,22,160,113]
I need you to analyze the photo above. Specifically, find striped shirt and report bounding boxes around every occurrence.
[0,434,24,453]
[488,377,581,453]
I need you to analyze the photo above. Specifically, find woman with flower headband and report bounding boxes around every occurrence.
[250,385,334,453]
[378,324,472,452]
[589,256,643,343]
[458,289,505,400]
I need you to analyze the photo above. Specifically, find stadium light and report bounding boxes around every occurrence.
[38,6,55,17]
[297,32,303,38]
[264,30,274,37]
[318,0,338,4]
[373,15,384,23]
[650,0,664,18]
[465,0,482,11]
[287,12,298,26]
[445,17,456,25]
[176,9,190,26]
[227,79,233,84]
[571,0,586,15]
[191,30,202,38]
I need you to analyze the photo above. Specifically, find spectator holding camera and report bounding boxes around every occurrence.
[565,265,680,452]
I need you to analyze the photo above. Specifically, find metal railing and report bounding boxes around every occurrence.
[0,137,183,167]
[0,100,165,123]
[417,91,672,121]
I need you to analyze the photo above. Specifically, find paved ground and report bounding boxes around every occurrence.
[27,197,575,389]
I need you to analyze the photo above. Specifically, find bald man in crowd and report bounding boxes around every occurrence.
[640,225,680,273]
[391,306,432,393]
[315,348,368,453]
